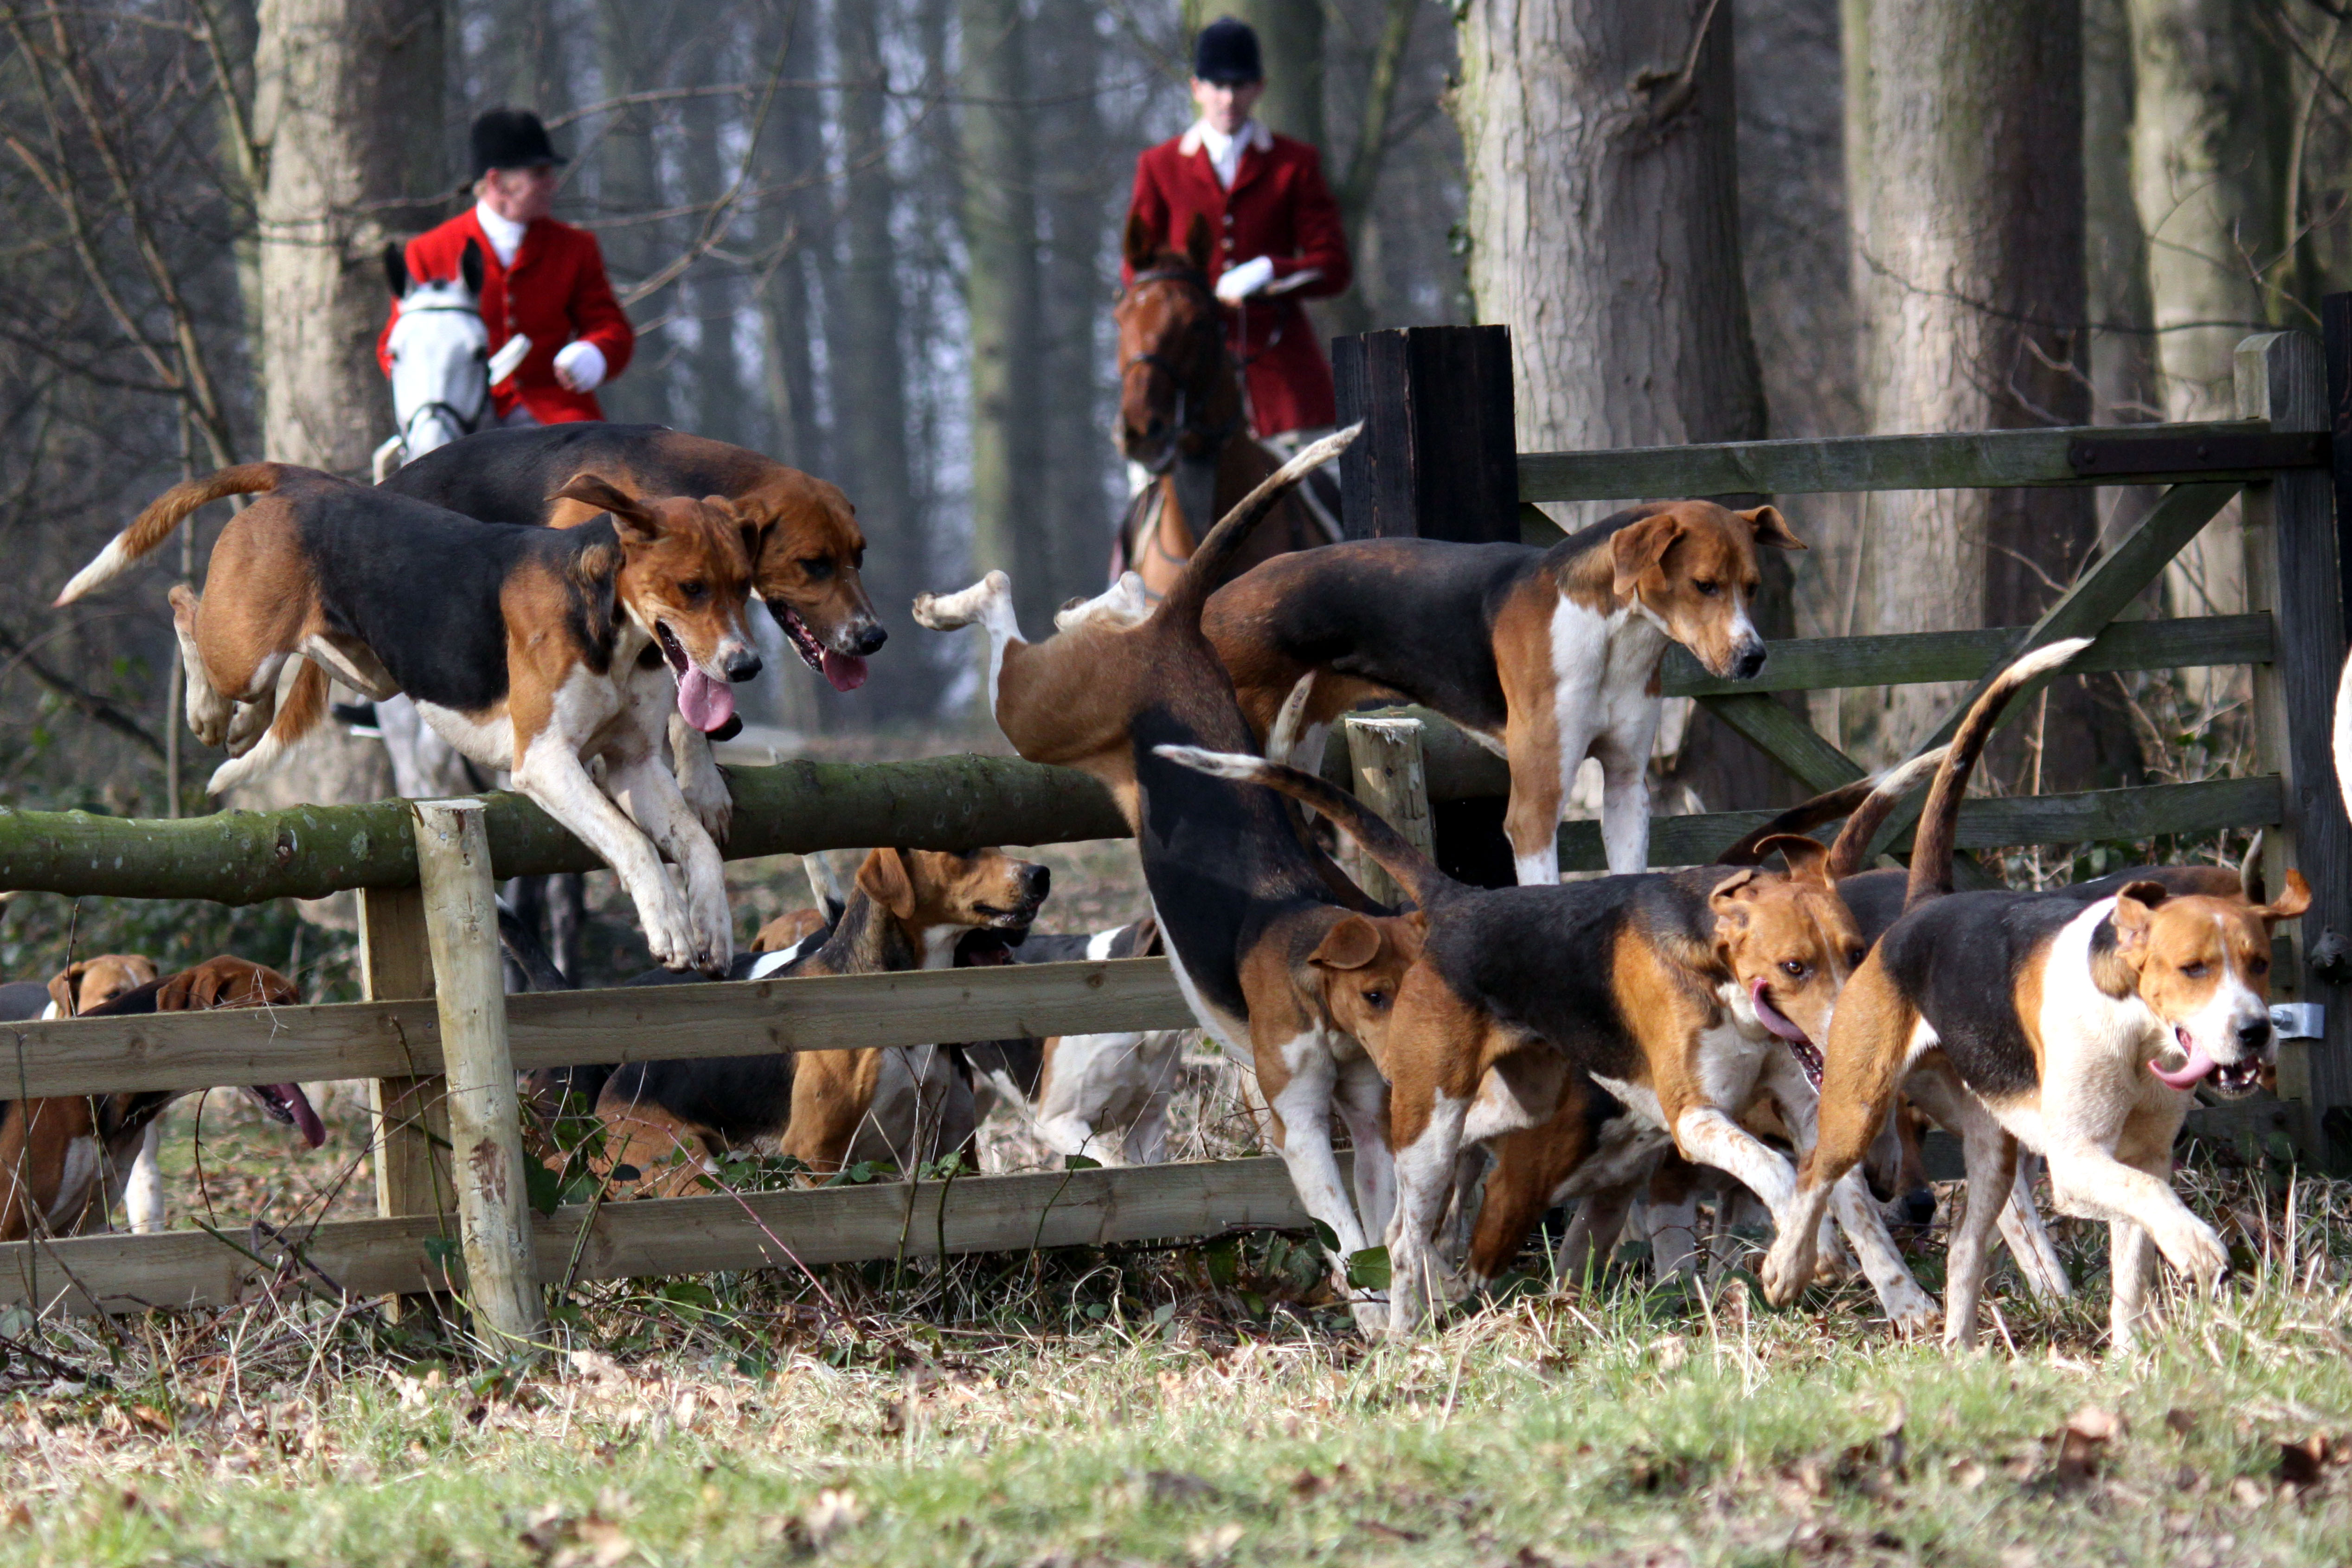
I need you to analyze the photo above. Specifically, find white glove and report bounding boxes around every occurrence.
[1214,255,1276,303]
[553,340,607,393]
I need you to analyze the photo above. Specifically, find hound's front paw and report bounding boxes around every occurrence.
[2160,1218,2229,1287]
[1760,1236,1817,1307]
[636,892,701,973]
[1882,1280,1942,1337]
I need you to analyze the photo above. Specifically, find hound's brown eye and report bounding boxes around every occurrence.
[1781,959,1806,978]
[2249,956,2269,977]
[1696,580,1721,597]
[2180,962,2208,980]
[680,580,707,601]
[1365,991,1387,1009]
[1849,948,1867,968]
[800,558,835,582]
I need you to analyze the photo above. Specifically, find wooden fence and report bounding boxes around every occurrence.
[0,324,2344,1332]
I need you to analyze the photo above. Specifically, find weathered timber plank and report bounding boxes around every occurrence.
[0,958,1198,1100]
[1558,775,2283,872]
[1517,420,2301,502]
[1662,613,2273,698]
[0,1156,1322,1315]
[0,755,1128,906]
[1692,694,1868,794]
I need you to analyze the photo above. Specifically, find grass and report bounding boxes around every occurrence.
[3,1157,2351,1566]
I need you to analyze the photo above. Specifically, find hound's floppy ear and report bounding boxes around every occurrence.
[1183,212,1214,273]
[855,847,919,922]
[46,964,87,1018]
[155,966,207,1012]
[1123,212,1159,273]
[1742,504,1806,552]
[1610,511,1685,599]
[2111,880,2170,952]
[1309,915,1383,972]
[2262,868,2313,923]
[459,237,486,299]
[704,495,759,559]
[552,474,660,539]
[1756,833,1831,884]
[383,242,411,301]
[1125,912,1160,958]
[1708,867,1761,919]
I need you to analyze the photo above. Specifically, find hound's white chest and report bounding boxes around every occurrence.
[1544,598,1670,758]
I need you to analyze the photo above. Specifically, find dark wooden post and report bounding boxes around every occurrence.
[1332,325,1518,543]
[2239,332,2352,1163]
[2322,294,2352,643]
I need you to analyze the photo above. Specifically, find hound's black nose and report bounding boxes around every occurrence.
[2237,1017,2274,1050]
[723,649,764,682]
[1733,645,1768,681]
[851,621,888,656]
[1900,1189,1938,1227]
[1021,864,1052,901]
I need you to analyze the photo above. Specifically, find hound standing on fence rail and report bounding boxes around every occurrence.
[1201,501,1802,883]
[56,466,762,972]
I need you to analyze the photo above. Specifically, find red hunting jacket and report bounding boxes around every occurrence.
[1125,122,1351,438]
[376,209,636,424]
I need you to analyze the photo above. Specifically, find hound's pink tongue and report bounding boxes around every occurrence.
[821,650,868,693]
[1749,978,1811,1044]
[2149,1041,2217,1091]
[272,1085,327,1149]
[676,667,738,733]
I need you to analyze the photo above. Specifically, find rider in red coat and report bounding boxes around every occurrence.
[1123,18,1351,442]
[376,109,634,425]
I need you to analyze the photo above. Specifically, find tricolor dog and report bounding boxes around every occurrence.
[36,956,169,1233]
[1761,831,2310,1348]
[0,958,325,1241]
[591,847,1050,1192]
[1199,501,1803,883]
[57,466,761,972]
[1158,740,1929,1333]
[380,424,886,837]
[913,430,1433,1326]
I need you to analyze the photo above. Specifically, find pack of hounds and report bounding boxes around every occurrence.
[37,418,2327,1348]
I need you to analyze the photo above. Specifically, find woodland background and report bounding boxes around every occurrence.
[0,0,2343,828]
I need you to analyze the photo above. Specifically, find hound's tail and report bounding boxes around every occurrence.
[1162,424,1362,623]
[1903,637,2093,911]
[1151,743,1459,909]
[1712,748,1951,872]
[203,660,329,794]
[55,463,290,606]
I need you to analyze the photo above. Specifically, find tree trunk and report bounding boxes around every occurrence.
[2084,0,2164,540]
[1036,0,1113,606]
[1220,0,1328,151]
[2127,0,2286,618]
[958,0,1051,634]
[679,18,749,452]
[591,0,669,426]
[1845,0,2127,789]
[834,0,924,718]
[1452,0,1781,813]
[243,0,438,847]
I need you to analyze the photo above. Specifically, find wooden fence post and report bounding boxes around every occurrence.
[1331,324,1518,543]
[1343,715,1436,906]
[410,799,544,1349]
[359,885,450,1321]
[2236,331,2352,1154]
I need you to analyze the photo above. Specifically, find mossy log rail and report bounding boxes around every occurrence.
[0,756,1130,906]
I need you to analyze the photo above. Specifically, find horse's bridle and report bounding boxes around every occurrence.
[1120,265,1241,468]
[392,298,493,443]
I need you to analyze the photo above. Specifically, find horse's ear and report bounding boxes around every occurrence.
[1123,212,1158,272]
[459,238,485,299]
[383,241,410,300]
[1183,212,1213,272]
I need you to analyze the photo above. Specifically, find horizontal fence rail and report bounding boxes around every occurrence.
[0,958,1195,1100]
[1517,418,2325,502]
[0,1155,1324,1317]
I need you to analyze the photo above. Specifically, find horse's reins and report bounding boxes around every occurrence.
[1120,266,1243,461]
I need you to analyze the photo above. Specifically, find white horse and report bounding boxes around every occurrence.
[373,238,530,482]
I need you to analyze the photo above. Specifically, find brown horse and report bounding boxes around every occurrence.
[1114,213,1333,602]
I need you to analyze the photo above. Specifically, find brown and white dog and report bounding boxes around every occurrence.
[1199,501,1803,883]
[913,431,1437,1326]
[591,847,1050,1192]
[57,465,762,972]
[1764,815,2311,1345]
[0,958,325,1241]
[379,424,887,838]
